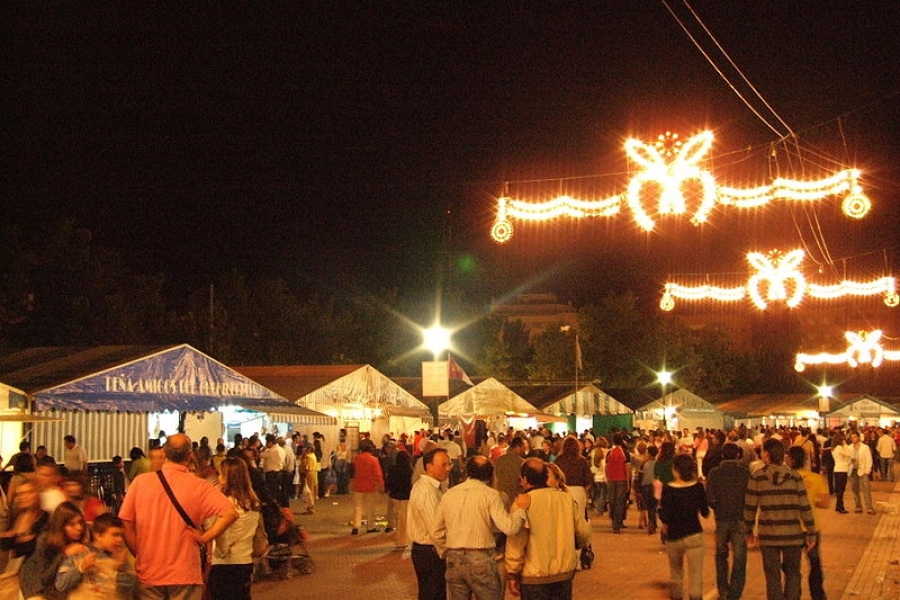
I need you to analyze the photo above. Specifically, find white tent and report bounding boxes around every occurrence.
[237,365,432,445]
[635,388,724,432]
[439,378,557,420]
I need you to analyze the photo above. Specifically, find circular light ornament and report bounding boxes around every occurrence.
[842,191,871,219]
[491,220,513,243]
[659,290,675,311]
[885,292,900,308]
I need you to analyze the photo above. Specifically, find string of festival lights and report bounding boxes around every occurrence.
[490,130,870,243]
[795,330,900,372]
[659,249,899,311]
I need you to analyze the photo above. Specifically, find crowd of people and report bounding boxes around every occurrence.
[0,421,894,599]
[369,422,899,600]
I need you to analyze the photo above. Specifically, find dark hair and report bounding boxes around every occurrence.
[19,441,30,452]
[672,454,696,481]
[422,447,447,468]
[721,443,742,460]
[64,435,76,444]
[92,512,124,535]
[763,438,785,465]
[520,459,549,488]
[647,445,659,458]
[359,439,376,453]
[45,501,87,552]
[787,446,806,469]
[508,437,525,451]
[13,453,35,474]
[658,441,676,461]
[466,456,494,483]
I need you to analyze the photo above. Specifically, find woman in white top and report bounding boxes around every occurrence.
[830,431,851,514]
[208,457,262,600]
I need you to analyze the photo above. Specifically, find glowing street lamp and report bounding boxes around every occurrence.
[817,384,834,425]
[423,323,452,360]
[657,370,674,432]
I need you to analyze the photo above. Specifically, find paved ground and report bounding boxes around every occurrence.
[252,477,900,600]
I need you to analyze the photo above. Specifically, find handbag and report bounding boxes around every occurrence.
[251,511,270,558]
[157,471,208,573]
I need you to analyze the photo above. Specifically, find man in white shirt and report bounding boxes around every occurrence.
[63,435,88,474]
[261,434,286,506]
[408,448,452,600]
[875,428,897,482]
[279,436,296,506]
[432,455,530,600]
[438,430,464,487]
[848,431,876,514]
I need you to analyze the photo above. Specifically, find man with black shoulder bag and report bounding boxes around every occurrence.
[120,434,237,600]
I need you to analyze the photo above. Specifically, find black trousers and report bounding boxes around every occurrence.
[207,564,253,600]
[411,542,446,600]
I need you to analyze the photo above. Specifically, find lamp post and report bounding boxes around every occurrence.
[657,370,673,433]
[817,383,834,429]
[422,323,451,426]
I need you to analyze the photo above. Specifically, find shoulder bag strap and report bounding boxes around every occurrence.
[157,471,196,528]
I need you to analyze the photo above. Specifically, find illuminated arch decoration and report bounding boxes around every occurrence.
[491,131,869,242]
[659,249,899,311]
[795,330,900,372]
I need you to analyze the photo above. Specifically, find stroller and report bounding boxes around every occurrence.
[258,503,315,579]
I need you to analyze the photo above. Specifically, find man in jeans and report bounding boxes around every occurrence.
[706,443,750,600]
[744,438,816,600]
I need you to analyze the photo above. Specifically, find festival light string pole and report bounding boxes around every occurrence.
[817,383,834,430]
[657,369,674,434]
[561,326,583,431]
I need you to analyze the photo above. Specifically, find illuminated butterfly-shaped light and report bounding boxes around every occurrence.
[624,131,717,231]
[747,249,806,309]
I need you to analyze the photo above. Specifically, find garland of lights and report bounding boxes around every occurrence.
[491,130,870,242]
[795,330,900,372]
[659,249,899,311]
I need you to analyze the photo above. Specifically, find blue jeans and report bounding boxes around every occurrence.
[641,484,658,532]
[592,481,608,514]
[665,532,704,600]
[607,480,628,531]
[521,577,574,600]
[714,520,747,600]
[760,545,802,600]
[445,548,502,600]
[879,457,894,481]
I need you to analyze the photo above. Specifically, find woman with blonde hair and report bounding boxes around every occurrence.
[207,457,262,600]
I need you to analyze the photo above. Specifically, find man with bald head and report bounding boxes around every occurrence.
[432,455,531,600]
[506,458,592,599]
[120,434,237,600]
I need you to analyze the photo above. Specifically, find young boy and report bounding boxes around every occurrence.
[55,513,137,599]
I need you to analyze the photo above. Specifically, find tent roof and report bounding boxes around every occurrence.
[0,345,172,393]
[508,383,633,416]
[238,364,432,420]
[0,345,332,422]
[634,388,719,413]
[438,378,561,420]
[235,365,366,400]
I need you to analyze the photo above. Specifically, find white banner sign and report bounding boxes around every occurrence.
[422,361,449,397]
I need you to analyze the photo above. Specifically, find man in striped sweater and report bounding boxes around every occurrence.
[744,437,817,600]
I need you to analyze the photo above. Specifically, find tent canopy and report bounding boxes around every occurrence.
[0,345,333,424]
[439,378,563,421]
[237,364,433,421]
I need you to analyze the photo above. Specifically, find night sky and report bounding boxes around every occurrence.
[3,2,899,307]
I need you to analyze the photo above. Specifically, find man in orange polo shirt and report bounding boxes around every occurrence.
[120,434,237,600]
